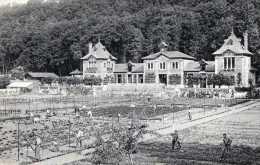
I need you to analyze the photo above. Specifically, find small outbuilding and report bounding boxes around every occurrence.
[7,81,34,93]
[25,72,59,81]
[69,69,82,78]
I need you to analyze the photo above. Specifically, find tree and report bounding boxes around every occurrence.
[91,118,159,164]
[0,0,260,75]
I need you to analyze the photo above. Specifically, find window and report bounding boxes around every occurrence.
[227,39,233,45]
[147,62,153,70]
[160,62,166,70]
[172,62,179,69]
[224,57,235,70]
[88,58,96,68]
[104,63,106,68]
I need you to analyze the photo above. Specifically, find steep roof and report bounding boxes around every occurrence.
[184,61,215,72]
[26,72,59,79]
[81,41,117,60]
[213,30,253,55]
[142,51,195,60]
[114,63,144,73]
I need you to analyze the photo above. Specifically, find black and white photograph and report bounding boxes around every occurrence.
[0,0,260,164]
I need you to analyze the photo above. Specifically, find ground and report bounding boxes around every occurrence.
[134,103,260,165]
[0,93,259,165]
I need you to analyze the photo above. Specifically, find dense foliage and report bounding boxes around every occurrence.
[0,0,260,75]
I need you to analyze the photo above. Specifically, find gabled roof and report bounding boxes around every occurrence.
[69,69,82,75]
[26,72,59,79]
[213,30,253,55]
[81,41,117,61]
[114,63,144,73]
[142,51,195,60]
[184,61,215,72]
[7,81,34,89]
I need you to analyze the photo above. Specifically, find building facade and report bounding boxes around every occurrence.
[81,41,117,79]
[213,30,255,87]
[81,30,255,87]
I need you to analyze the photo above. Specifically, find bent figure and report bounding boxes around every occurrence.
[220,133,232,160]
[171,130,181,151]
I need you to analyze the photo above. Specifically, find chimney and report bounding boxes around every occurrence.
[243,31,248,51]
[88,42,93,54]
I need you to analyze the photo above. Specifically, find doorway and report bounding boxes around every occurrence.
[159,74,167,84]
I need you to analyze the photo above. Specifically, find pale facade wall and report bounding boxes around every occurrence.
[144,56,194,85]
[82,56,115,79]
[215,54,251,87]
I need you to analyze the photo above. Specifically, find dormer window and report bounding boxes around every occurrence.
[227,39,233,45]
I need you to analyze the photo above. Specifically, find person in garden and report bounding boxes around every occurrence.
[76,130,84,148]
[220,133,232,160]
[117,113,121,122]
[171,130,181,151]
[188,110,192,120]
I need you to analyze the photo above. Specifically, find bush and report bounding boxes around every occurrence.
[66,77,82,86]
[235,87,251,92]
[83,75,102,86]
[0,76,10,88]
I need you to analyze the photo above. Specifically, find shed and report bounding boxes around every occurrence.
[7,81,34,92]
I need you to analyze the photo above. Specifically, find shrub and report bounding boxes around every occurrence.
[235,87,251,92]
[0,76,10,89]
[83,75,102,86]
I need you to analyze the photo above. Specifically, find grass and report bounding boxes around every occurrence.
[136,142,259,165]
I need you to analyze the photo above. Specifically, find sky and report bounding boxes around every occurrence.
[0,0,29,6]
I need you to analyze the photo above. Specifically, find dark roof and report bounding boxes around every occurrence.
[114,63,144,73]
[81,41,117,60]
[250,66,258,72]
[142,51,195,60]
[184,61,215,72]
[26,72,59,79]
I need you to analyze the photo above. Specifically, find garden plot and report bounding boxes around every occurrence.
[0,93,253,164]
[131,103,260,165]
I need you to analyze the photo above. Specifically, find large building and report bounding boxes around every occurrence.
[81,30,255,87]
[213,30,255,87]
[81,41,117,79]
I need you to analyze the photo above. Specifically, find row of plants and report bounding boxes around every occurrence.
[179,88,233,98]
[185,73,236,88]
[40,75,111,86]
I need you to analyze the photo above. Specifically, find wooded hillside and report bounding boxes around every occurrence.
[0,0,259,75]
